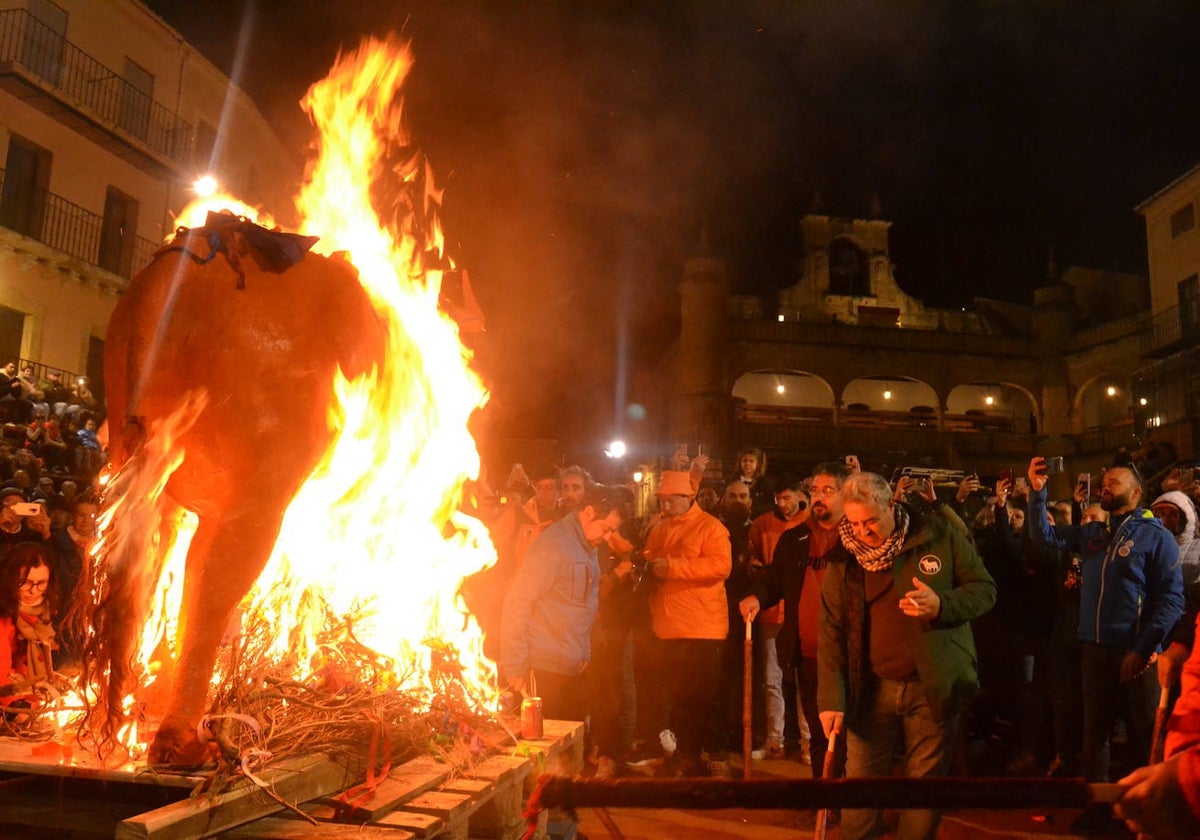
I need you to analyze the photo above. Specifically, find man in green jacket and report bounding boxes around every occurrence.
[818,471,996,840]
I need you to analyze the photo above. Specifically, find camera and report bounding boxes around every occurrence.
[12,502,41,517]
[1044,456,1064,476]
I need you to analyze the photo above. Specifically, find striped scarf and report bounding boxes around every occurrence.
[839,503,910,572]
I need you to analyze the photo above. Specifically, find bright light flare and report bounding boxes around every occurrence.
[192,175,218,197]
[606,440,627,459]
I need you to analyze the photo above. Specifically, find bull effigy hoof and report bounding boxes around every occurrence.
[147,714,211,767]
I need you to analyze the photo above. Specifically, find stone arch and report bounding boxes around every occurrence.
[1073,372,1133,429]
[732,369,835,408]
[841,374,937,412]
[947,381,1040,434]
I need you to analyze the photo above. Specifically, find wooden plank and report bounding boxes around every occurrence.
[372,810,445,836]
[332,754,451,822]
[115,754,355,840]
[0,736,201,788]
[222,816,415,839]
[401,789,476,823]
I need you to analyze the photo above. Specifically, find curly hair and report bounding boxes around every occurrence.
[0,542,58,621]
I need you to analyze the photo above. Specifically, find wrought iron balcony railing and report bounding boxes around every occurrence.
[0,166,157,280]
[1147,302,1200,357]
[0,8,192,166]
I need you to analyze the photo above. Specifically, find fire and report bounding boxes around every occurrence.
[130,36,497,713]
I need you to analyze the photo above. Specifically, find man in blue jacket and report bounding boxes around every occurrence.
[1027,457,1184,832]
[500,483,627,722]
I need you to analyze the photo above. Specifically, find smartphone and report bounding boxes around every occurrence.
[12,502,41,517]
[999,469,1014,484]
[696,444,707,458]
[1078,472,1091,499]
[1044,456,1064,476]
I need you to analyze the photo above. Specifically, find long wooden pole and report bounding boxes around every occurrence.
[531,776,1124,812]
[742,619,753,778]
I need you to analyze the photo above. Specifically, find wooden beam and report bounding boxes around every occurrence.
[331,754,449,822]
[115,755,355,840]
[222,816,415,839]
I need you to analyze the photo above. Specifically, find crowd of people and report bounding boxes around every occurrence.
[0,360,104,714]
[476,446,1200,839]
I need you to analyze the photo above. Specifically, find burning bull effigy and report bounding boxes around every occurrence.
[74,37,499,768]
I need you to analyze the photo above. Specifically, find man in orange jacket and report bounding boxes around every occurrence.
[635,469,732,777]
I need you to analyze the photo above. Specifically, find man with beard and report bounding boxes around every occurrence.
[740,462,852,774]
[1028,458,1183,834]
[745,479,809,760]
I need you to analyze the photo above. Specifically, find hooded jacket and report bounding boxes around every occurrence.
[1029,485,1183,659]
[500,512,599,679]
[1153,490,1200,608]
[645,500,732,640]
[817,504,997,722]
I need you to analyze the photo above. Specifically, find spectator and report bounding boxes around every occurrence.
[746,477,810,760]
[818,470,996,840]
[1028,457,1184,833]
[0,541,61,700]
[0,487,52,551]
[635,470,732,777]
[75,418,104,476]
[732,447,774,518]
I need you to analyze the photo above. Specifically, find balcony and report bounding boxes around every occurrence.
[0,9,192,177]
[1146,302,1200,358]
[0,166,157,280]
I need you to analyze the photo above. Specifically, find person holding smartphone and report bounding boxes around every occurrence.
[0,488,51,551]
[1026,457,1184,834]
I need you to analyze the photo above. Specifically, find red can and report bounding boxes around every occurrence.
[521,697,544,739]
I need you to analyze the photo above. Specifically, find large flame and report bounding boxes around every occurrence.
[129,37,496,721]
[252,37,495,700]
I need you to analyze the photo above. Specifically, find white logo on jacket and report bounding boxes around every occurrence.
[918,554,942,575]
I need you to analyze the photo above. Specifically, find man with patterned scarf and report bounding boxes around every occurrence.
[818,471,996,840]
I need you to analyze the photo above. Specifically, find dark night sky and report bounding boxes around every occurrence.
[147,0,1200,454]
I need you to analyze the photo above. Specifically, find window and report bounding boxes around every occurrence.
[1178,274,1200,341]
[0,305,25,366]
[194,120,217,170]
[1171,203,1196,239]
[0,134,52,238]
[829,238,871,296]
[21,0,66,85]
[98,186,139,277]
[119,58,154,140]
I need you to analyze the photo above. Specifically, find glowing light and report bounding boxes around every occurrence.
[776,384,786,394]
[606,440,627,459]
[883,389,892,401]
[192,175,218,197]
[1139,397,1148,406]
[1106,386,1117,397]
[777,314,785,322]
[984,395,995,406]
[632,470,644,483]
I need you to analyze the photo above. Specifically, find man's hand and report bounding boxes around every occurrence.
[995,478,1012,506]
[690,454,711,473]
[901,577,940,620]
[505,676,526,695]
[1158,643,1190,689]
[650,557,670,578]
[739,595,760,624]
[669,452,689,470]
[844,455,861,474]
[28,507,51,539]
[612,557,634,580]
[956,475,980,503]
[1027,457,1047,492]
[917,478,937,505]
[819,711,843,739]
[892,475,915,501]
[1120,650,1150,683]
[1115,754,1200,838]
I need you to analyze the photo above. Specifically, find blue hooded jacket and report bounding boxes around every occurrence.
[1028,485,1183,659]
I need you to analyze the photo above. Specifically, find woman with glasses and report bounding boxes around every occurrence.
[0,542,59,704]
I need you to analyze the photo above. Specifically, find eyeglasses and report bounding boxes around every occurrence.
[19,578,49,591]
[810,487,839,498]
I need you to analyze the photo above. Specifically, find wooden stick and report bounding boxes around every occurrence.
[813,727,839,840]
[1150,685,1170,765]
[531,776,1124,812]
[742,619,753,779]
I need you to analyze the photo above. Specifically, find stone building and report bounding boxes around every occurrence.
[1135,161,1200,460]
[649,208,1148,481]
[0,0,298,401]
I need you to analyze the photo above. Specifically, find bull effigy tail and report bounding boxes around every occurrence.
[78,392,207,758]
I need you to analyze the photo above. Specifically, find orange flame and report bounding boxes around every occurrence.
[233,37,493,703]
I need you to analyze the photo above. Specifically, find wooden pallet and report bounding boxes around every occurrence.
[0,718,584,839]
